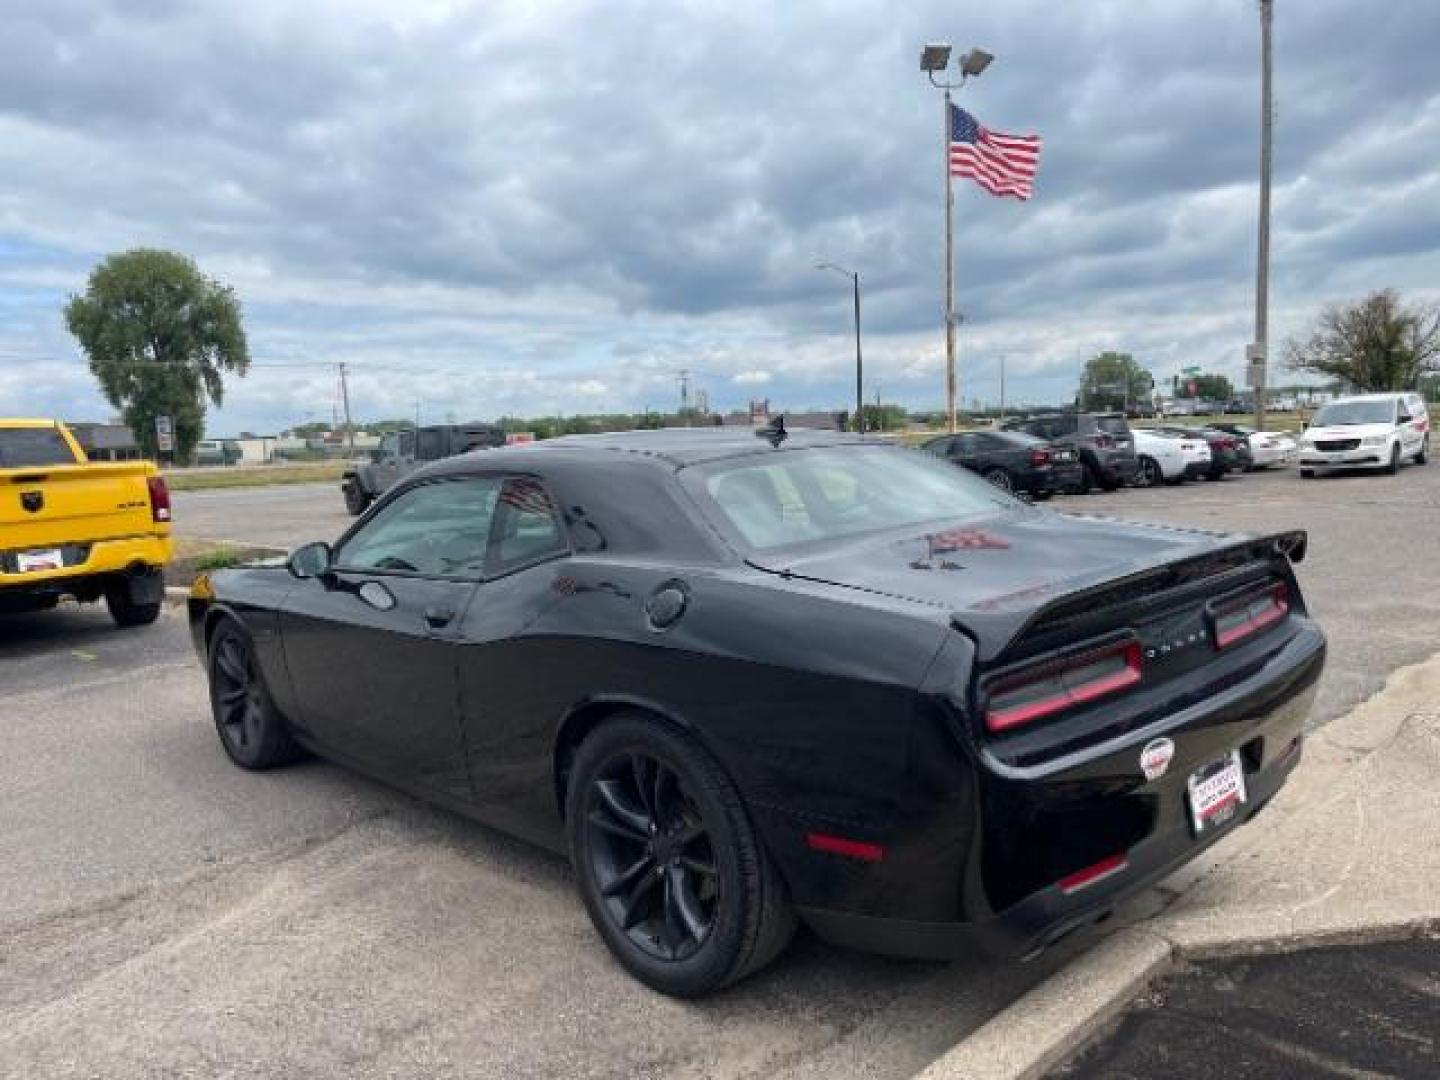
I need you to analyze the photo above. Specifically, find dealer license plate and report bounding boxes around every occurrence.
[17,548,64,572]
[1187,750,1246,835]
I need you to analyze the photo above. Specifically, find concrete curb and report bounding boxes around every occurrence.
[914,930,1176,1080]
[916,651,1440,1080]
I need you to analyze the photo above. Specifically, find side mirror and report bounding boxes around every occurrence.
[287,541,333,580]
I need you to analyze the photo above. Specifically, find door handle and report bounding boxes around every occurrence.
[423,606,456,630]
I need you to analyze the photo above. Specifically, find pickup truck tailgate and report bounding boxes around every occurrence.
[2,464,161,551]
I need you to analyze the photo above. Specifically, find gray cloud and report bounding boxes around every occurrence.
[1,0,1438,431]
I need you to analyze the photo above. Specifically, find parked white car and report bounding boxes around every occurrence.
[1298,393,1430,477]
[1210,424,1297,469]
[1131,428,1211,486]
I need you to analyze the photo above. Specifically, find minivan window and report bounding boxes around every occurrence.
[1312,400,1396,426]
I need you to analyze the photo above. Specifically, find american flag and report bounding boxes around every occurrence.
[950,105,1041,200]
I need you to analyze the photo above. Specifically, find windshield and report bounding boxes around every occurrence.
[686,445,1014,552]
[1095,416,1130,434]
[1312,400,1394,426]
[0,427,79,467]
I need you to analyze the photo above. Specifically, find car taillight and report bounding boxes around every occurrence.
[1217,437,1236,450]
[1030,448,1050,466]
[147,475,172,523]
[1094,434,1114,449]
[984,638,1143,733]
[1209,582,1289,650]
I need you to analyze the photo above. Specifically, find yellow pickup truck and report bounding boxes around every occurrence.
[1,419,172,626]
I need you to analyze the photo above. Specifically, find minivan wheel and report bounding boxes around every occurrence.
[567,713,795,997]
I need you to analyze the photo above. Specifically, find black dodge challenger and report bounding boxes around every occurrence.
[189,426,1325,996]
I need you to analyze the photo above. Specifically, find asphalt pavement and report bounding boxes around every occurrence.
[1053,937,1440,1079]
[1,603,1083,1080]
[5,459,1438,1077]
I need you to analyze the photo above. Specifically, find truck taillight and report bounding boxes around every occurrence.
[147,475,172,522]
[1209,582,1288,650]
[984,638,1143,733]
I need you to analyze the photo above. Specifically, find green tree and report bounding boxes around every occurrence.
[1191,374,1234,402]
[1286,289,1440,392]
[64,249,249,461]
[1078,352,1154,411]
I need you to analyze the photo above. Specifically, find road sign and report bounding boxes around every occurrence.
[155,415,174,454]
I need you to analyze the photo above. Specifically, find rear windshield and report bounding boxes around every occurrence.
[0,427,79,467]
[1095,416,1131,434]
[1312,400,1395,426]
[685,445,1012,552]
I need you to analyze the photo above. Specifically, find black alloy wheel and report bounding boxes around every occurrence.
[567,713,795,997]
[343,481,371,516]
[1135,456,1163,488]
[982,467,1015,494]
[585,751,718,963]
[208,622,303,769]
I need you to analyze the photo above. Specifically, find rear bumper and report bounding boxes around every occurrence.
[798,619,1324,962]
[1020,463,1083,492]
[1095,455,1139,483]
[1182,461,1212,478]
[0,534,171,596]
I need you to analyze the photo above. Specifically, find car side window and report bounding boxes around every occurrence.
[490,478,568,574]
[922,437,952,457]
[336,477,500,579]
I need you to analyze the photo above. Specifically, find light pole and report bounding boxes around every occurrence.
[921,42,993,433]
[815,261,864,433]
[1252,0,1274,434]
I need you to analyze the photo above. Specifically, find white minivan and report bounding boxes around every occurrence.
[1298,393,1430,478]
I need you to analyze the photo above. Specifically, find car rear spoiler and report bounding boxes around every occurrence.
[952,530,1308,664]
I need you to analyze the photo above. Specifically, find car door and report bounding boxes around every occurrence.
[450,477,575,833]
[278,475,501,800]
[1395,397,1421,457]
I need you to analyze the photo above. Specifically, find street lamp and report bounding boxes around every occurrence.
[920,41,994,432]
[815,261,864,434]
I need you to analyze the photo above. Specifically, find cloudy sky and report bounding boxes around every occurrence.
[2,0,1438,433]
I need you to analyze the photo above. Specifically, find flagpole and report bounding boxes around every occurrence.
[944,88,957,433]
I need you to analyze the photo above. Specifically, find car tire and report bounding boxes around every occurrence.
[207,620,305,770]
[982,467,1015,494]
[1134,456,1163,488]
[1415,436,1428,465]
[567,712,796,997]
[1386,442,1401,475]
[343,481,372,516]
[1077,464,1095,495]
[1031,490,1054,501]
[104,582,161,627]
[1300,469,1315,479]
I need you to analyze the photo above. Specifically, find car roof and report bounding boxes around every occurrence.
[501,426,876,467]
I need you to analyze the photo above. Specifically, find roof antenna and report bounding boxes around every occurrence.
[756,414,787,448]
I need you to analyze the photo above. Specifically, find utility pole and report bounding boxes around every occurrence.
[677,369,691,426]
[337,361,355,453]
[999,355,1007,419]
[1253,0,1274,434]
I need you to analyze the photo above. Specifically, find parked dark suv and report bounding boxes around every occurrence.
[1000,412,1138,491]
[341,423,507,515]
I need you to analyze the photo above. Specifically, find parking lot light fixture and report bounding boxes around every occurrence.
[920,42,952,73]
[959,48,993,78]
[922,42,995,431]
